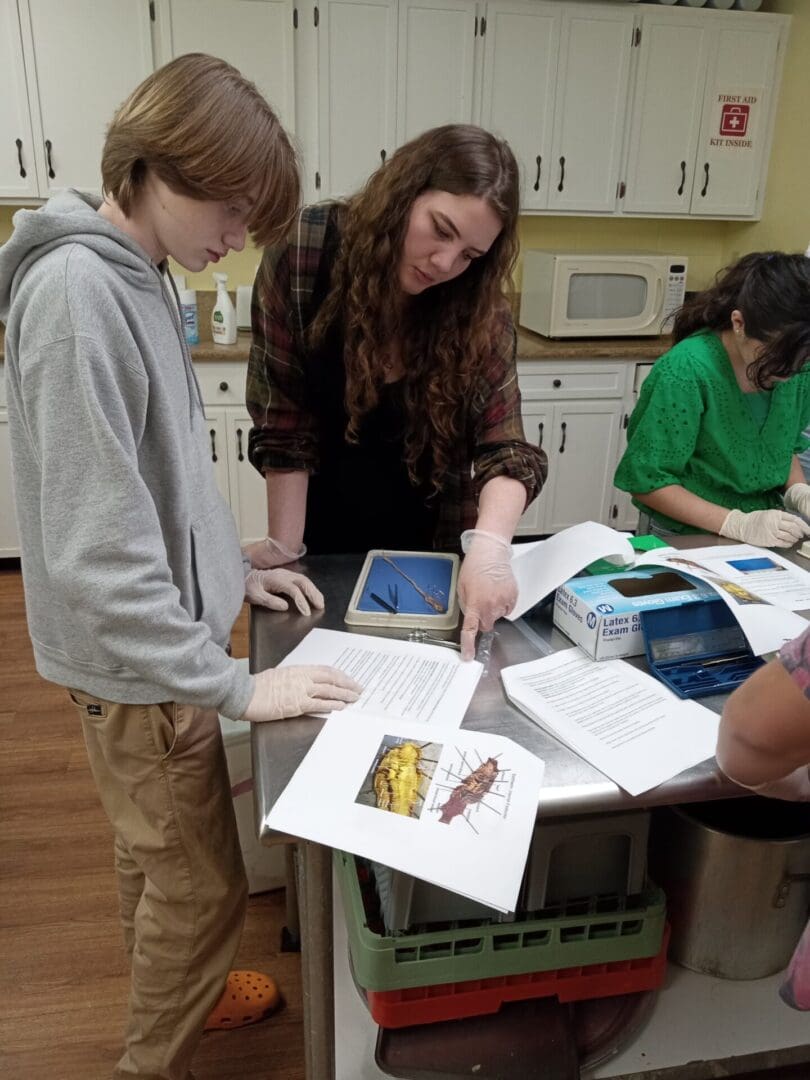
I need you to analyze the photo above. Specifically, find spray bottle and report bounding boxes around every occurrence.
[211,272,237,345]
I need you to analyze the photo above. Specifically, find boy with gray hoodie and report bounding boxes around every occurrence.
[0,54,361,1079]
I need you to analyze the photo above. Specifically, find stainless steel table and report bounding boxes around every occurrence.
[250,538,748,1079]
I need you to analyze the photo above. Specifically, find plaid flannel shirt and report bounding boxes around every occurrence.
[246,203,547,553]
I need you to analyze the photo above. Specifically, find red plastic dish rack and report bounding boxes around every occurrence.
[365,925,670,1029]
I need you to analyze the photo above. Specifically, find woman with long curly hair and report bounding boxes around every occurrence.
[614,251,810,547]
[245,124,547,658]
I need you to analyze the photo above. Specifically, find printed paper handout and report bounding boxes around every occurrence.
[501,647,719,796]
[508,522,635,621]
[635,545,809,657]
[279,628,483,727]
[263,715,545,913]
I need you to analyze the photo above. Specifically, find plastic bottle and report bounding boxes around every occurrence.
[211,272,237,345]
[178,288,199,346]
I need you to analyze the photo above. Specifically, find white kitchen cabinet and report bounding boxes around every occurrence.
[157,0,296,132]
[195,362,267,545]
[545,3,633,214]
[610,361,654,533]
[479,1,632,214]
[396,0,477,144]
[622,8,787,219]
[317,0,398,198]
[478,0,559,212]
[0,0,40,199]
[20,0,153,195]
[516,360,632,537]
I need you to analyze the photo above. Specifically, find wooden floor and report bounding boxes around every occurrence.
[0,564,305,1080]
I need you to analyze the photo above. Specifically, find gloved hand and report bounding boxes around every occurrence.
[458,529,517,662]
[244,568,325,615]
[242,665,363,722]
[719,508,810,549]
[719,763,810,802]
[784,483,810,520]
[243,535,306,569]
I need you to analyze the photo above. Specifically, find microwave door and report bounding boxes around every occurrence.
[555,262,663,336]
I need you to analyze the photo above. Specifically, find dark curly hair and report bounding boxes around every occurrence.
[672,251,810,389]
[308,124,520,490]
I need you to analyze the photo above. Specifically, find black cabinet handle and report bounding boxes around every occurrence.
[553,378,562,389]
[538,421,544,450]
[209,429,218,463]
[677,160,686,196]
[380,149,387,163]
[44,138,55,179]
[219,381,229,392]
[701,161,710,197]
[559,421,567,453]
[15,138,26,179]
[236,427,245,462]
[533,155,542,192]
[557,156,565,193]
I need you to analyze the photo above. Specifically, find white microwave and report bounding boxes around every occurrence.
[519,251,688,338]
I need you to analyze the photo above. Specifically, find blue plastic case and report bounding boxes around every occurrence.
[640,598,763,699]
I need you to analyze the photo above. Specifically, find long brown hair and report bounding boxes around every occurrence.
[673,251,810,389]
[309,124,520,490]
[102,53,300,248]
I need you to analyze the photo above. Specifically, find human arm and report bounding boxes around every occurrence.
[717,628,810,799]
[457,477,527,661]
[243,470,310,568]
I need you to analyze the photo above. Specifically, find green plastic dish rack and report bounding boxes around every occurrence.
[335,852,667,993]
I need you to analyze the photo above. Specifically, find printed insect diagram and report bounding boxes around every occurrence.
[263,629,545,912]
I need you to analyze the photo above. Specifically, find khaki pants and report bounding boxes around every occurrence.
[68,690,248,1080]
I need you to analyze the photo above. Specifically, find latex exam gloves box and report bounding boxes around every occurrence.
[553,568,719,661]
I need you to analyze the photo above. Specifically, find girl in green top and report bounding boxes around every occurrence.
[614,251,810,548]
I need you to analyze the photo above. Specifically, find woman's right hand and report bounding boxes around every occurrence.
[242,665,362,722]
[244,535,305,569]
[719,508,810,548]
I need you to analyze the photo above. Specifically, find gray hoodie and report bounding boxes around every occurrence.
[0,190,254,719]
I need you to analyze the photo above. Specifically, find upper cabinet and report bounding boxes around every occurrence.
[157,0,296,132]
[0,1,40,199]
[621,7,786,219]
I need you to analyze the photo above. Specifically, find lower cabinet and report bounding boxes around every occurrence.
[517,358,638,536]
[196,361,267,545]
[0,407,21,557]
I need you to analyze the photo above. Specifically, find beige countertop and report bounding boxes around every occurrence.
[0,322,671,364]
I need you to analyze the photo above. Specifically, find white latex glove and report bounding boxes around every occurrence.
[720,762,810,802]
[719,508,810,549]
[243,535,306,569]
[458,529,517,662]
[244,568,325,615]
[784,483,810,520]
[242,665,363,722]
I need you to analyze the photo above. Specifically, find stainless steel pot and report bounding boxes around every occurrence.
[650,798,810,979]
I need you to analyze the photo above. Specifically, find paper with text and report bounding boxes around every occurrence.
[635,545,809,656]
[264,714,545,912]
[501,647,719,796]
[279,628,482,727]
[508,522,635,621]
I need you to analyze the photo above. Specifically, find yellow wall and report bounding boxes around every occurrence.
[1,0,806,293]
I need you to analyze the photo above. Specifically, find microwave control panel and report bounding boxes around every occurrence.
[662,260,688,325]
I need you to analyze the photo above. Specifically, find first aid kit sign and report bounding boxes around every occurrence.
[720,104,749,137]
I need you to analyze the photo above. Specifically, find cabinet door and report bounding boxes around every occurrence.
[609,409,639,533]
[622,11,710,216]
[0,0,40,198]
[546,4,633,213]
[542,401,622,534]
[204,409,232,508]
[397,0,477,143]
[162,0,295,130]
[515,399,552,536]
[318,0,397,198]
[24,0,153,194]
[691,18,781,218]
[478,1,559,211]
[0,410,21,557]
[225,410,269,544]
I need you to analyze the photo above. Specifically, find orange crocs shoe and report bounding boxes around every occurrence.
[204,970,283,1031]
